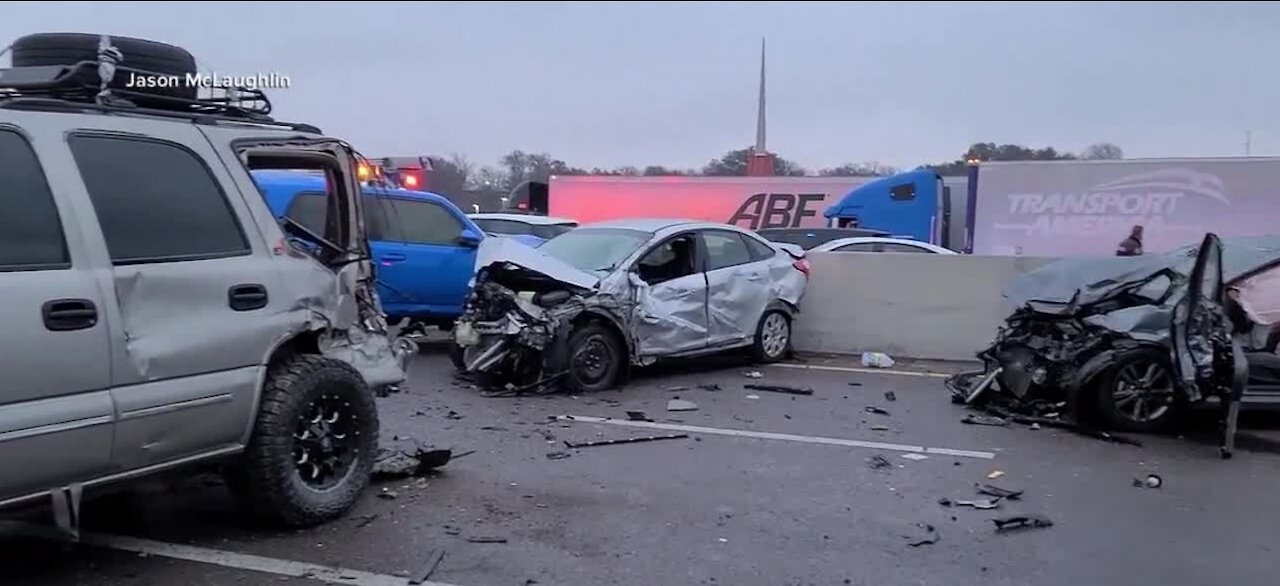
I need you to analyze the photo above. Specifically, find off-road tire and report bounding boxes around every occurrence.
[11,32,198,102]
[564,323,624,394]
[1094,347,1182,434]
[751,310,792,364]
[228,354,378,528]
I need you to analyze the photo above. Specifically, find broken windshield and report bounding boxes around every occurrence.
[536,227,651,274]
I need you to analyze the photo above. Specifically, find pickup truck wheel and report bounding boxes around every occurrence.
[751,311,792,363]
[564,323,623,393]
[1095,347,1182,433]
[230,355,378,528]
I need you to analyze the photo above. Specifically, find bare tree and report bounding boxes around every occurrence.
[1083,142,1124,160]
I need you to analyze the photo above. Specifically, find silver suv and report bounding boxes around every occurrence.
[0,33,414,530]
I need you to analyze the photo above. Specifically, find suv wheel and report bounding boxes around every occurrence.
[229,355,378,528]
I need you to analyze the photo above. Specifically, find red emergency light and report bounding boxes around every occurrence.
[401,172,420,189]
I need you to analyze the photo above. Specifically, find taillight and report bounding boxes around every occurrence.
[792,258,811,276]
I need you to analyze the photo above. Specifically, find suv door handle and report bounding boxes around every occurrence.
[43,299,98,332]
[228,284,269,311]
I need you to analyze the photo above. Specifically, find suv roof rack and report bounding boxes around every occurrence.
[0,60,319,133]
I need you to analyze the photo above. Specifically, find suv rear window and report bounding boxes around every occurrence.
[70,135,249,264]
[0,130,69,271]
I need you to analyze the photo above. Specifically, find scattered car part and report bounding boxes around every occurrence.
[884,391,897,402]
[870,425,891,431]
[466,536,509,544]
[745,371,764,379]
[987,470,1005,479]
[665,385,690,392]
[698,383,723,391]
[626,411,654,422]
[992,515,1053,532]
[865,406,891,416]
[952,498,1002,510]
[744,383,814,396]
[961,414,1010,427]
[976,484,1024,500]
[667,399,699,412]
[867,455,892,469]
[409,549,447,585]
[563,434,689,449]
[902,523,940,547]
[901,453,929,461]
[546,452,572,461]
[1133,474,1163,489]
[862,352,896,368]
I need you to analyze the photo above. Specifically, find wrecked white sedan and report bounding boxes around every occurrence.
[452,218,810,392]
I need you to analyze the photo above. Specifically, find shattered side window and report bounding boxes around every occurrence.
[703,230,753,271]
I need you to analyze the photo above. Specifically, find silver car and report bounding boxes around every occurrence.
[0,33,413,531]
[453,219,810,392]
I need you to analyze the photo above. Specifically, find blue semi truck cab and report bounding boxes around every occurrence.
[822,167,956,250]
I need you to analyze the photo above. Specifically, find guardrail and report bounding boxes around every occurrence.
[793,252,1053,362]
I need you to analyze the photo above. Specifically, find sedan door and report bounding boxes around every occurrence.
[700,229,772,347]
[631,232,710,356]
[1171,233,1232,403]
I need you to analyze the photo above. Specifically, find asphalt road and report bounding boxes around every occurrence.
[4,344,1280,586]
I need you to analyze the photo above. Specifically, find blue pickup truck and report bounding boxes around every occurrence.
[253,170,485,329]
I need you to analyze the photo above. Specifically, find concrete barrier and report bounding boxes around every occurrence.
[793,252,1054,361]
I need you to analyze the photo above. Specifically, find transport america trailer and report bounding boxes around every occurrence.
[823,158,1280,256]
[545,175,875,230]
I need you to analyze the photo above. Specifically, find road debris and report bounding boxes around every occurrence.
[409,549,446,585]
[992,514,1053,532]
[864,406,891,416]
[377,489,398,500]
[848,382,863,387]
[745,394,761,400]
[744,371,764,379]
[446,410,464,420]
[744,383,814,396]
[939,498,1002,510]
[480,426,509,432]
[353,514,379,528]
[901,453,929,461]
[870,425,890,431]
[884,391,897,402]
[564,434,689,449]
[976,484,1023,500]
[698,383,722,391]
[1030,423,1042,430]
[667,399,700,412]
[902,522,939,547]
[546,452,572,461]
[466,536,508,544]
[717,538,728,543]
[373,447,456,480]
[868,455,892,469]
[987,470,1006,479]
[732,415,755,424]
[626,411,654,422]
[1133,474,1163,489]
[665,385,690,392]
[961,414,1010,427]
[861,352,896,369]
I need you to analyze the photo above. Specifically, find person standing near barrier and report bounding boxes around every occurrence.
[1116,225,1144,256]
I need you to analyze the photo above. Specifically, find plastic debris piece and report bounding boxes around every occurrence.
[961,415,1010,427]
[976,484,1023,500]
[744,371,764,378]
[861,352,896,369]
[466,536,508,544]
[902,522,939,547]
[1133,474,1163,489]
[901,453,929,461]
[667,399,699,412]
[952,498,1002,510]
[409,549,446,585]
[563,434,689,449]
[884,391,897,402]
[745,394,761,400]
[992,514,1053,532]
[868,455,892,469]
[870,425,890,431]
[626,411,653,422]
[848,382,863,387]
[987,470,1005,479]
[665,385,690,392]
[545,452,571,461]
[864,406,891,416]
[744,384,814,396]
[698,383,722,391]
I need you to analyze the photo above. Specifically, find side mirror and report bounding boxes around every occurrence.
[456,228,482,248]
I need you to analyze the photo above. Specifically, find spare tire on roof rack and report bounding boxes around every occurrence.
[11,32,198,103]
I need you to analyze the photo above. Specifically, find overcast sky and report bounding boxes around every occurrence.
[4,1,1278,171]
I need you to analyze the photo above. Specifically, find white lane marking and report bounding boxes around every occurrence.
[7,522,460,586]
[772,363,954,379]
[558,416,996,459]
